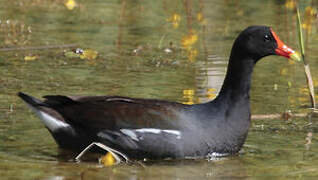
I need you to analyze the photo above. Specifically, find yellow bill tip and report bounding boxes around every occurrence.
[290,52,301,62]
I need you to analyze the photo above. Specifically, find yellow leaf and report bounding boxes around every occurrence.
[236,10,244,16]
[207,88,216,93]
[100,152,116,166]
[207,94,216,99]
[280,68,288,75]
[172,21,179,29]
[288,58,295,65]
[65,0,77,10]
[299,87,309,95]
[313,78,318,86]
[182,100,194,105]
[24,55,37,61]
[302,23,311,31]
[187,48,198,62]
[167,13,181,29]
[80,49,98,60]
[298,97,308,102]
[181,33,198,48]
[305,6,316,17]
[207,88,217,99]
[285,0,295,10]
[197,13,203,22]
[183,89,195,96]
[64,51,80,58]
[172,13,181,22]
[182,89,195,105]
[288,81,292,87]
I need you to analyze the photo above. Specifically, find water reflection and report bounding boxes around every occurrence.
[40,158,249,180]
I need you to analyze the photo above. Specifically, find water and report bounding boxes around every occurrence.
[1,0,318,179]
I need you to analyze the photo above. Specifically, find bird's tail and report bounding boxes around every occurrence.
[17,92,45,107]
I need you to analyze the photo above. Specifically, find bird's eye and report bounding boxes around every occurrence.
[264,35,271,42]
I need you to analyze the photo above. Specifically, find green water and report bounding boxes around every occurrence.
[1,0,318,179]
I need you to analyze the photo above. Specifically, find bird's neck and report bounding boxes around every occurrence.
[216,52,256,103]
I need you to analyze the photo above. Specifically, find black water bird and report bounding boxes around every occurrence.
[18,26,300,160]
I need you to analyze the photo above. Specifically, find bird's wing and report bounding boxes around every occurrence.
[43,95,188,131]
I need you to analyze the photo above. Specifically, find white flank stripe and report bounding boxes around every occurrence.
[162,130,181,137]
[121,128,182,140]
[135,128,161,134]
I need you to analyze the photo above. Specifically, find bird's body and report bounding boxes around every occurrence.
[19,92,249,159]
[18,26,299,160]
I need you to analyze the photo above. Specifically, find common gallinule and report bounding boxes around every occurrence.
[18,26,300,160]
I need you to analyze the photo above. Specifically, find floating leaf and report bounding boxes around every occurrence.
[197,13,207,25]
[183,89,194,96]
[182,89,195,105]
[100,152,116,166]
[236,10,244,16]
[288,81,292,88]
[207,88,217,99]
[302,6,316,34]
[305,6,316,17]
[65,0,77,10]
[167,13,181,29]
[298,97,308,103]
[187,48,198,62]
[64,48,98,61]
[285,0,296,10]
[64,51,80,58]
[181,32,198,49]
[24,55,38,61]
[80,49,98,60]
[280,68,288,75]
[182,100,194,105]
[299,87,309,95]
[197,13,203,21]
[181,31,199,61]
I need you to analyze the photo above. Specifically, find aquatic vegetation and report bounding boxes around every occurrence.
[167,13,181,29]
[285,0,296,10]
[181,32,198,49]
[24,55,38,61]
[64,0,77,10]
[0,20,32,47]
[207,88,217,100]
[64,48,98,61]
[182,89,196,105]
[296,6,316,109]
[181,32,199,62]
[80,49,98,60]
